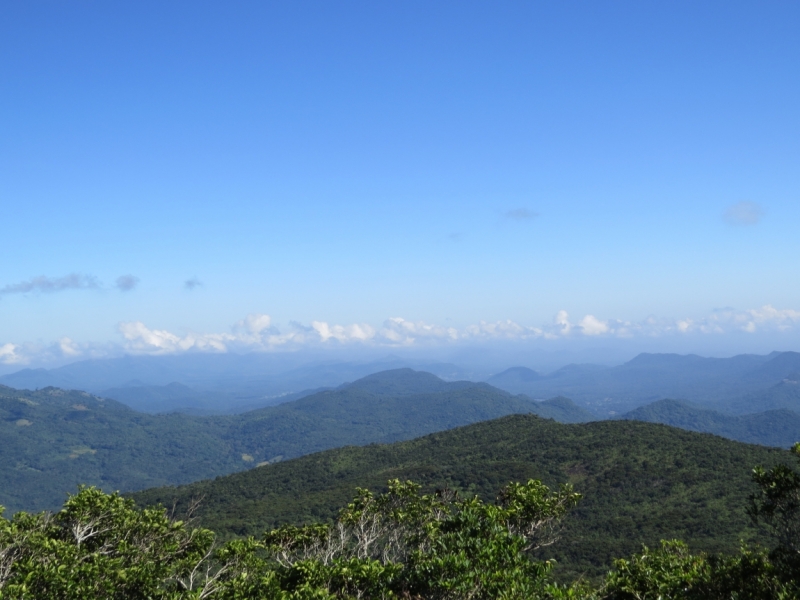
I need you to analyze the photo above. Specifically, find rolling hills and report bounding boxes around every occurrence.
[619,398,800,447]
[1,370,592,514]
[130,414,789,579]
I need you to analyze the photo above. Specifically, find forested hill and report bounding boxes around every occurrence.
[0,371,592,514]
[619,398,800,447]
[0,385,238,514]
[130,414,787,579]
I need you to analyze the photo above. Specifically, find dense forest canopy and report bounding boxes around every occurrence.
[2,445,799,599]
[131,414,787,578]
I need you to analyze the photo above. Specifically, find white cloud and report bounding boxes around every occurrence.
[58,338,82,357]
[4,304,800,366]
[702,305,800,334]
[242,314,272,334]
[312,321,376,343]
[114,304,800,355]
[463,320,542,340]
[579,315,609,335]
[118,321,233,354]
[551,310,572,337]
[0,337,117,366]
[0,343,23,364]
[381,317,459,344]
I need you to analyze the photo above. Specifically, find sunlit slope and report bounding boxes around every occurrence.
[131,414,787,578]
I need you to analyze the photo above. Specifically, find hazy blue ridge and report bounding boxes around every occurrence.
[0,355,480,414]
[0,370,562,514]
[523,395,596,423]
[487,351,800,415]
[618,398,800,448]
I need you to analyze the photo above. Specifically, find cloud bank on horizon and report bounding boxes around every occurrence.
[1,305,799,367]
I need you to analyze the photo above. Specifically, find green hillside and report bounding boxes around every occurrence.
[620,398,800,447]
[130,414,788,579]
[0,385,238,514]
[2,370,584,514]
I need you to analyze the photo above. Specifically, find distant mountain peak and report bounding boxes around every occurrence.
[487,366,541,383]
[624,353,704,367]
[344,369,450,396]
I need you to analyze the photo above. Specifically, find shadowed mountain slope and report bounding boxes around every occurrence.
[716,373,800,415]
[619,399,800,447]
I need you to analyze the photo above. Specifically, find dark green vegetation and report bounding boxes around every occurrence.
[620,399,800,448]
[131,414,788,580]
[6,448,800,599]
[0,386,242,515]
[1,370,591,514]
[488,350,800,415]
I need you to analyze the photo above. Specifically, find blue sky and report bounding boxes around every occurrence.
[2,1,799,369]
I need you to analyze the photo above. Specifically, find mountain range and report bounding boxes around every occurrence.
[0,354,480,414]
[487,350,800,415]
[0,369,593,514]
[4,360,799,523]
[4,350,800,417]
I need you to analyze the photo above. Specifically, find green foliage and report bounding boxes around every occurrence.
[0,479,581,600]
[258,479,580,599]
[749,442,800,581]
[6,468,800,599]
[603,540,711,599]
[132,415,786,578]
[601,541,798,600]
[2,367,792,519]
[0,487,217,599]
[0,386,241,514]
[1,375,572,515]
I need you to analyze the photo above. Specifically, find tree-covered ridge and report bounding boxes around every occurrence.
[4,447,800,599]
[619,399,800,448]
[0,371,591,514]
[131,414,787,579]
[0,385,239,515]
